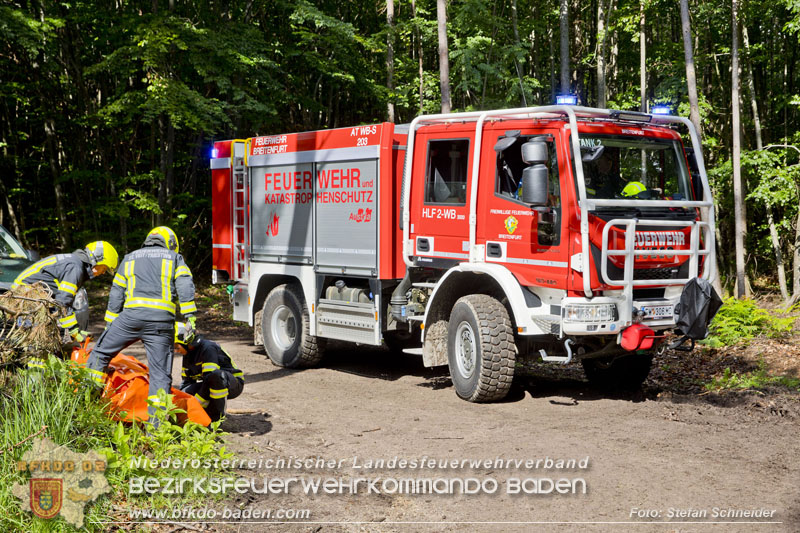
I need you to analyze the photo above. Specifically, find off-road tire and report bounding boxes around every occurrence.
[447,294,516,402]
[261,284,324,368]
[581,352,653,390]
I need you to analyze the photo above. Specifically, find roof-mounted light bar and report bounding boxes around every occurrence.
[651,104,672,115]
[609,110,652,123]
[556,94,578,105]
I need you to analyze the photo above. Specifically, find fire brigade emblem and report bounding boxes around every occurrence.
[504,215,518,234]
[29,479,62,519]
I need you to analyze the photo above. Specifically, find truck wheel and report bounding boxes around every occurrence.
[581,352,653,390]
[261,284,324,368]
[447,295,516,402]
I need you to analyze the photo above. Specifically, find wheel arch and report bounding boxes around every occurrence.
[420,263,534,367]
[251,274,300,325]
[422,263,534,339]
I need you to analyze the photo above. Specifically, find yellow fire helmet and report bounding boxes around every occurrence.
[85,241,119,274]
[621,181,647,198]
[174,321,195,346]
[144,226,179,253]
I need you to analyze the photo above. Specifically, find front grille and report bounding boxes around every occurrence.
[634,267,680,280]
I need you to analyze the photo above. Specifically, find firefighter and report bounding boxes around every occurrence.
[86,226,197,425]
[13,241,119,370]
[621,181,648,198]
[174,322,244,422]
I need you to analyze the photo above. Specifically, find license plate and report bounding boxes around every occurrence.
[641,304,673,319]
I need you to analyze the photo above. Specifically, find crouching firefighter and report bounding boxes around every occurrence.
[13,241,118,370]
[175,322,244,422]
[86,227,197,425]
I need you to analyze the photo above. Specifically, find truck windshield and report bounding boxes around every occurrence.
[578,135,693,208]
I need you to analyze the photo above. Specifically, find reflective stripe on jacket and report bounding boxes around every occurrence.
[180,336,244,389]
[106,245,196,323]
[13,253,87,329]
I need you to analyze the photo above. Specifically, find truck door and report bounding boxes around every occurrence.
[478,129,569,289]
[409,133,473,263]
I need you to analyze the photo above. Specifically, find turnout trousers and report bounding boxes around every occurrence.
[86,311,174,424]
[182,370,243,422]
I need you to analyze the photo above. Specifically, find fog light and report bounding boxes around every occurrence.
[564,303,617,322]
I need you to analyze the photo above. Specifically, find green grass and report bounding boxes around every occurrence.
[704,362,800,392]
[0,356,232,532]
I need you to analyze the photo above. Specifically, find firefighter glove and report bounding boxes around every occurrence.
[69,328,89,342]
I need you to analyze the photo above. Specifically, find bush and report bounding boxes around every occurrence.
[702,298,794,347]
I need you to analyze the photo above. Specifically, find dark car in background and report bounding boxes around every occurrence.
[0,224,89,331]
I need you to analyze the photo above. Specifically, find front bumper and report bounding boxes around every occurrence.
[560,294,680,336]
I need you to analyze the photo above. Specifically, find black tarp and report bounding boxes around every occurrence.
[674,277,723,340]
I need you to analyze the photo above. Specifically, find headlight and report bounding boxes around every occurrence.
[73,288,89,310]
[564,303,617,322]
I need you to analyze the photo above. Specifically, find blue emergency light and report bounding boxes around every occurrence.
[556,94,578,105]
[211,148,218,158]
[651,104,672,115]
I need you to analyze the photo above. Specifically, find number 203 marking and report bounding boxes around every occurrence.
[356,137,369,146]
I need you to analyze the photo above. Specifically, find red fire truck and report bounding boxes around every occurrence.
[210,106,715,402]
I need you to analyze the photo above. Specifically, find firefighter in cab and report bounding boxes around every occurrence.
[13,241,119,369]
[174,322,244,422]
[86,226,197,425]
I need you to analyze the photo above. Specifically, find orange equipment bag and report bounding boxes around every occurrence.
[71,341,211,427]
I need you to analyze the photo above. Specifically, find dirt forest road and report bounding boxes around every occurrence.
[162,330,799,533]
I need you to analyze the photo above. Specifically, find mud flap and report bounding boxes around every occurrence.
[669,278,723,351]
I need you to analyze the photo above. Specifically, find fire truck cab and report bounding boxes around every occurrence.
[211,106,715,402]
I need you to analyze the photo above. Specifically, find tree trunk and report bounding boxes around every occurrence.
[766,208,790,301]
[794,209,800,299]
[166,119,174,217]
[743,27,788,301]
[609,0,618,102]
[44,118,69,249]
[742,27,762,149]
[680,0,702,138]
[436,0,451,113]
[559,0,570,94]
[549,27,556,102]
[480,2,499,108]
[596,0,607,108]
[386,0,395,122]
[411,0,423,114]
[731,0,746,299]
[640,0,646,112]
[0,179,23,246]
[0,123,24,244]
[510,0,526,106]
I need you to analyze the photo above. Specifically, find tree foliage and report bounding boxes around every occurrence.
[0,0,798,295]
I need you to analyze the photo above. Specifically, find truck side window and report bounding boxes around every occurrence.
[425,139,469,205]
[538,143,561,246]
[494,135,561,246]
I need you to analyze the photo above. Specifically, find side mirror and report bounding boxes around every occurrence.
[26,249,40,261]
[521,141,548,164]
[521,165,549,206]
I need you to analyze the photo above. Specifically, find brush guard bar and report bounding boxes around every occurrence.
[600,218,714,324]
